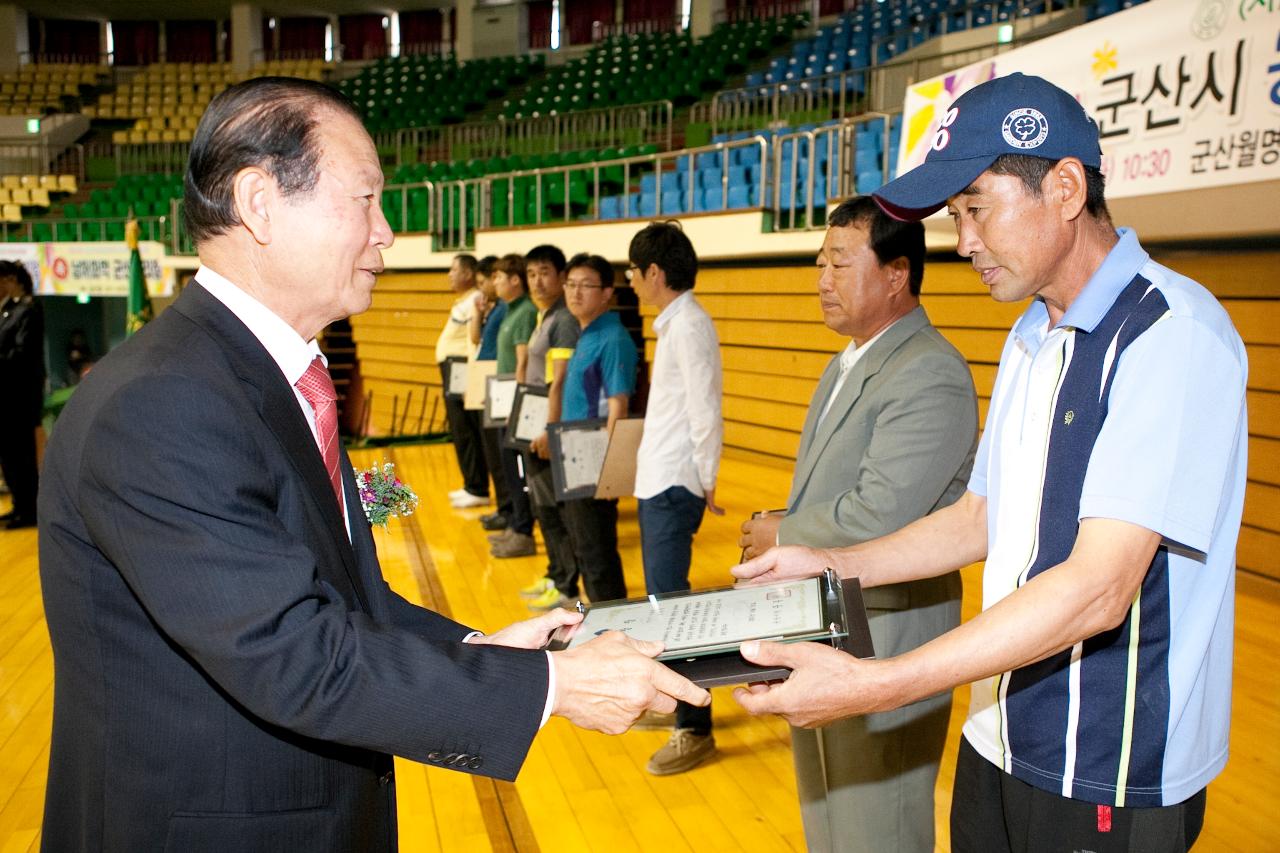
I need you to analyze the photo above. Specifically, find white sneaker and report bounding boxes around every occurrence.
[448,488,469,501]
[450,491,490,509]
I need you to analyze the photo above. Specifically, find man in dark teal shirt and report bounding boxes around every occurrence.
[558,253,637,603]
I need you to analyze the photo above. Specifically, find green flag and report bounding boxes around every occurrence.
[125,214,152,335]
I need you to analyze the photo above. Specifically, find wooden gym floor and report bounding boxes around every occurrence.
[0,442,1276,851]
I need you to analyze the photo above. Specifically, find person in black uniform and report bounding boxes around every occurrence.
[0,259,44,529]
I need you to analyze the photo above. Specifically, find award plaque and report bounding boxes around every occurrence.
[503,384,550,450]
[546,569,875,687]
[546,418,610,500]
[443,356,468,399]
[482,373,518,428]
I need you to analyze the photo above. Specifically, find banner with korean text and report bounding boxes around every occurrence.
[897,0,1280,198]
[35,241,175,297]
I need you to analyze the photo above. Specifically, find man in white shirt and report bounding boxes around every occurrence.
[628,222,725,775]
[36,76,708,853]
[436,253,490,508]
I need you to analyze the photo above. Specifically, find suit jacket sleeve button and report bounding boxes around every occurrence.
[468,757,483,770]
[379,770,393,786]
[427,751,442,763]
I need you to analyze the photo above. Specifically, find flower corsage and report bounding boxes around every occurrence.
[354,461,420,530]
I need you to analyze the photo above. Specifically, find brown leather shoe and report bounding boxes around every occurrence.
[490,532,536,558]
[646,729,716,776]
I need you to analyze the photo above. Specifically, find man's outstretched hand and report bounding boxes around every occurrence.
[552,631,711,735]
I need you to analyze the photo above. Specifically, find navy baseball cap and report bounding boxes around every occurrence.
[873,72,1102,221]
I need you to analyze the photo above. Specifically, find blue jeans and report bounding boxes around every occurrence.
[638,486,712,734]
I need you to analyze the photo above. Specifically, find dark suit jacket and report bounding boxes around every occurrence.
[0,293,45,426]
[38,283,548,853]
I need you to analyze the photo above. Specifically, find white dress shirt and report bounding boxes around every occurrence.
[817,317,900,426]
[197,267,555,725]
[635,290,723,500]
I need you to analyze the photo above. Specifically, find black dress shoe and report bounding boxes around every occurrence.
[480,512,509,531]
[5,515,36,530]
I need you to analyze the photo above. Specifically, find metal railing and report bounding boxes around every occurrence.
[388,100,674,165]
[0,142,85,182]
[695,70,869,135]
[249,47,344,65]
[770,112,889,231]
[0,214,169,244]
[115,141,190,176]
[432,135,771,249]
[424,112,907,247]
[591,16,686,41]
[16,52,114,66]
[383,179,437,240]
[435,178,486,252]
[716,1,812,25]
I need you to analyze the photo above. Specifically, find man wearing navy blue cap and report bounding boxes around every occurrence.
[733,72,1247,852]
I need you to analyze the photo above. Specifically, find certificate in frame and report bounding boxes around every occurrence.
[546,570,875,688]
[482,373,518,428]
[547,418,610,501]
[443,356,469,399]
[503,384,550,450]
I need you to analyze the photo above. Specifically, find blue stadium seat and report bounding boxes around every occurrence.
[660,189,686,213]
[698,186,724,211]
[727,184,759,208]
[855,170,883,194]
[640,173,658,195]
[855,147,881,174]
[598,196,621,219]
[698,168,723,190]
[639,193,658,217]
[660,171,681,193]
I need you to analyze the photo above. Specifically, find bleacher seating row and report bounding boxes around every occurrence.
[592,114,900,220]
[0,63,110,115]
[502,16,806,118]
[338,54,544,131]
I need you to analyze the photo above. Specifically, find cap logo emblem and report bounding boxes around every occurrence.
[1002,108,1049,149]
[932,106,960,152]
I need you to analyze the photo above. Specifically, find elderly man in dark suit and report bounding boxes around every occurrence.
[37,77,706,853]
[0,259,44,529]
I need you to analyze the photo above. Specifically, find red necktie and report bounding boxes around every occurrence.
[295,356,344,512]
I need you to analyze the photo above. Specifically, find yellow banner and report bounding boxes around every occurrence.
[34,241,176,297]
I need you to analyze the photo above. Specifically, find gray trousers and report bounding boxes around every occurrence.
[792,576,961,853]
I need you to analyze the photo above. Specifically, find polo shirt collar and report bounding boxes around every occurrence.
[583,310,620,335]
[1058,227,1148,333]
[1013,227,1148,350]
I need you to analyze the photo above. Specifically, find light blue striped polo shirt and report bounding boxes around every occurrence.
[964,228,1248,807]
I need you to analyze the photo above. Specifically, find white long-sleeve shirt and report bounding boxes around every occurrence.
[635,290,723,500]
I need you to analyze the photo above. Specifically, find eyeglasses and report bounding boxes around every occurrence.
[625,264,641,281]
[564,280,605,291]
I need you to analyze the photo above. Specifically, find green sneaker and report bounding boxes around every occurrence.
[527,586,570,611]
[519,576,554,598]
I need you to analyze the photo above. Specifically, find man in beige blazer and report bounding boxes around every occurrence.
[739,196,977,853]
